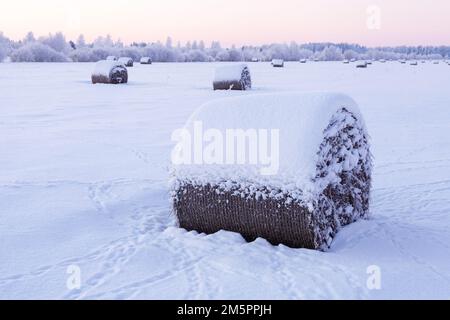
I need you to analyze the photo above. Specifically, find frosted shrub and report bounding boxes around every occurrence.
[10,42,69,62]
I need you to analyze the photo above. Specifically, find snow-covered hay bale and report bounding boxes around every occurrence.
[271,59,284,67]
[356,61,368,68]
[343,60,350,64]
[91,60,128,84]
[140,57,152,64]
[213,64,251,91]
[118,57,133,67]
[170,93,372,250]
[106,56,117,61]
[300,59,307,63]
[410,61,418,66]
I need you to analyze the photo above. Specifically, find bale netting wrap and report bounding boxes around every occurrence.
[170,92,372,250]
[91,60,128,84]
[213,64,252,91]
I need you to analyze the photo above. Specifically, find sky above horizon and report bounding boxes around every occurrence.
[1,0,449,46]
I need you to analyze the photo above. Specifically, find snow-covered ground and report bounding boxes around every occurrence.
[1,61,449,299]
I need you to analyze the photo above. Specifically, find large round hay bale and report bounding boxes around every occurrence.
[91,60,128,84]
[140,57,152,64]
[213,64,251,91]
[118,57,133,67]
[356,61,368,68]
[271,59,284,67]
[170,92,372,250]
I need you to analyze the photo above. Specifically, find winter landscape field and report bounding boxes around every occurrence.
[1,61,449,300]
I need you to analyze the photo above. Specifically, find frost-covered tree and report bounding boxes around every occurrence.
[198,40,205,51]
[165,36,173,49]
[298,48,314,60]
[343,49,359,60]
[187,49,208,62]
[318,45,343,61]
[0,32,11,62]
[288,42,300,61]
[228,46,243,61]
[24,31,36,43]
[76,34,86,48]
[4,31,450,63]
[10,42,68,62]
[268,43,289,60]
[40,32,68,53]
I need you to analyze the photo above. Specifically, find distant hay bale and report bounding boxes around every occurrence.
[356,61,368,68]
[410,61,418,66]
[140,57,152,64]
[399,60,406,64]
[251,57,259,62]
[118,57,133,67]
[106,56,118,61]
[379,59,386,63]
[91,60,128,84]
[170,93,372,250]
[343,60,350,64]
[300,59,307,63]
[271,59,284,67]
[213,64,252,91]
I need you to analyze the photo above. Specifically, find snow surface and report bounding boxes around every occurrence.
[213,64,248,82]
[172,92,365,200]
[92,60,125,77]
[1,62,450,299]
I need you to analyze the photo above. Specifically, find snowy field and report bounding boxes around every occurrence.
[1,61,449,300]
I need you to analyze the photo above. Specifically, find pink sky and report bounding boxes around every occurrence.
[1,0,449,46]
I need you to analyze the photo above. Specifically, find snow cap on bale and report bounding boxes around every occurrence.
[213,64,251,90]
[172,92,366,198]
[171,92,372,250]
[91,60,128,84]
